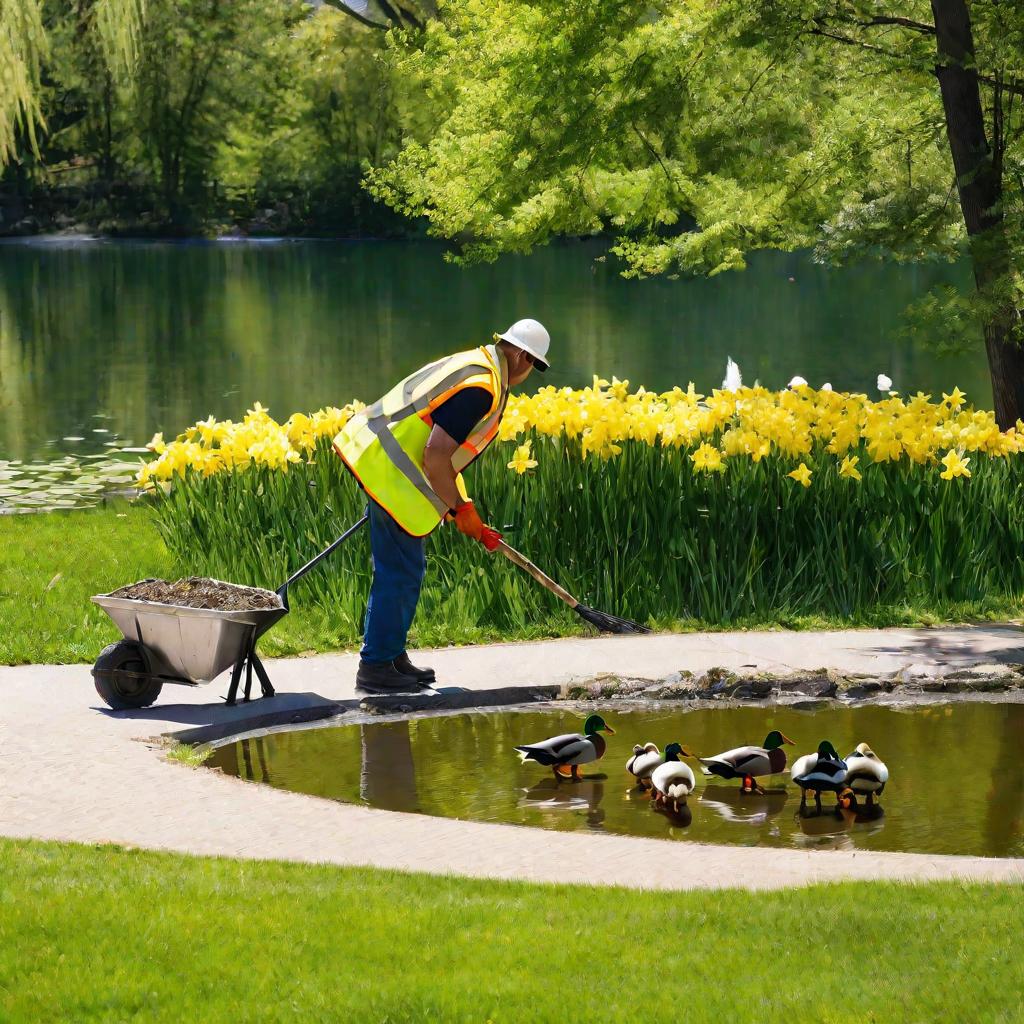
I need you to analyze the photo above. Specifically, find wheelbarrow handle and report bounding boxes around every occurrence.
[276,514,369,605]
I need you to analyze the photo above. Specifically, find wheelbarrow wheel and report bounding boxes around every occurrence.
[93,641,163,709]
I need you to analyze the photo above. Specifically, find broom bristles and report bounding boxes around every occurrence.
[574,603,651,635]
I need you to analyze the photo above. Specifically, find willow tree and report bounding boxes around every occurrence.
[0,0,145,164]
[371,1,1024,426]
[0,0,425,168]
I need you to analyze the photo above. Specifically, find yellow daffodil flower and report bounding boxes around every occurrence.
[940,450,971,480]
[788,462,812,487]
[942,387,966,410]
[691,442,725,473]
[507,442,538,474]
[839,455,861,481]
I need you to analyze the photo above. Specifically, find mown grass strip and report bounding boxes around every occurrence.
[1,838,1021,1023]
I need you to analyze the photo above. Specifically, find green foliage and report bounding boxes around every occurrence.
[150,433,1024,641]
[4,3,411,233]
[3,838,1023,1022]
[0,0,47,164]
[371,0,1024,356]
[0,0,142,165]
[164,742,212,767]
[2,500,1022,666]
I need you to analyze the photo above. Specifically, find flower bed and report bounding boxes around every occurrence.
[139,380,1024,634]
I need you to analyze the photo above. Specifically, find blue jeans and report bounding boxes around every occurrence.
[360,500,426,664]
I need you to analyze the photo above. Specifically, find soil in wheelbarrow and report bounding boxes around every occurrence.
[110,577,281,611]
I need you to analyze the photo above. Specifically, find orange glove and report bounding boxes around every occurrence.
[453,501,503,552]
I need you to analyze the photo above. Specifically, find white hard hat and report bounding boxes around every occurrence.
[495,318,550,372]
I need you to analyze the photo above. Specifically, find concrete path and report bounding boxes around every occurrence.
[1,625,1023,890]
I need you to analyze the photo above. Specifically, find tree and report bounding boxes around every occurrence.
[0,0,429,172]
[0,0,144,165]
[370,0,1024,425]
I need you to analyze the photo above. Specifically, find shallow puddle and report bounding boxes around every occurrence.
[207,702,1024,858]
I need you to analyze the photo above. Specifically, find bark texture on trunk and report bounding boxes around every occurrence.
[931,0,1023,427]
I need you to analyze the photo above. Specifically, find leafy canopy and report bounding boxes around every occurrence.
[369,0,1014,287]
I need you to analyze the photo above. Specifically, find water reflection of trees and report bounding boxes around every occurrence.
[0,241,988,460]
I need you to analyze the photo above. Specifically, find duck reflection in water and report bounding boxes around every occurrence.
[699,784,789,826]
[520,777,606,828]
[651,801,693,831]
[360,721,420,814]
[793,799,885,849]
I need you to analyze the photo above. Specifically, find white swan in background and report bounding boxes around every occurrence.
[877,373,893,391]
[722,357,742,392]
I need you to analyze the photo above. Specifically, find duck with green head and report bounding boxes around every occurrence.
[791,740,848,815]
[699,730,794,794]
[515,714,615,782]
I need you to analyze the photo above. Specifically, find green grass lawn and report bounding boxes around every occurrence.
[2,504,1022,666]
[1,838,1021,1023]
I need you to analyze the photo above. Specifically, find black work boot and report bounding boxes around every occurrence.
[356,659,424,693]
[393,651,436,684]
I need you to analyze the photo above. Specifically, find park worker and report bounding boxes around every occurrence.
[334,318,551,693]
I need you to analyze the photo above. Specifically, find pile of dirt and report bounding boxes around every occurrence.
[110,577,282,611]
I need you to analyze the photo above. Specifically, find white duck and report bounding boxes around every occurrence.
[650,743,697,813]
[843,742,889,806]
[626,742,662,789]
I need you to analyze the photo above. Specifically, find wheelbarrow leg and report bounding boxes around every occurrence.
[225,656,245,706]
[251,652,275,698]
[243,648,255,702]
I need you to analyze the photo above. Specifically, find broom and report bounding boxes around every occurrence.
[496,540,651,634]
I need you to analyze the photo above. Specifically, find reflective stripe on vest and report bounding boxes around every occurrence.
[334,346,509,536]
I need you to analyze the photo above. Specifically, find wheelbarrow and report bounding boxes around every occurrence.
[90,516,368,710]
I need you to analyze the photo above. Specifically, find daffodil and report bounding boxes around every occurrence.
[942,387,966,410]
[691,443,725,473]
[940,450,971,480]
[788,462,812,487]
[839,455,861,481]
[507,441,538,474]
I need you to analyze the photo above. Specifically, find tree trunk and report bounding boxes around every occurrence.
[931,0,1024,428]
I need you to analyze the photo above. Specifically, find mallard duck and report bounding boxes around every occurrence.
[842,742,889,806]
[699,730,794,794]
[650,742,697,812]
[515,714,615,781]
[626,742,662,789]
[791,740,848,815]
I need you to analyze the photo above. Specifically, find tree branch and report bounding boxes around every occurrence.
[856,16,936,35]
[977,74,1024,99]
[319,0,389,31]
[809,26,907,61]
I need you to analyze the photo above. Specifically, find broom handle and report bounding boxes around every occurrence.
[496,540,580,609]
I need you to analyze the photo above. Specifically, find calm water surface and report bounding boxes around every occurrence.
[208,702,1024,858]
[0,238,984,462]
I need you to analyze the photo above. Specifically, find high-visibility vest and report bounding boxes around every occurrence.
[334,345,509,536]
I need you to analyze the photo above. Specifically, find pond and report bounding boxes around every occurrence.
[207,701,1024,859]
[0,237,984,466]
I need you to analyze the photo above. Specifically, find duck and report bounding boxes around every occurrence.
[699,730,794,794]
[626,742,662,789]
[842,742,889,806]
[515,714,615,781]
[791,740,848,815]
[650,742,697,813]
